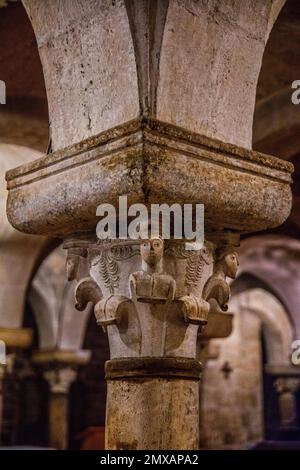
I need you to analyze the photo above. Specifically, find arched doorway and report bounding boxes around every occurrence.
[200,285,294,449]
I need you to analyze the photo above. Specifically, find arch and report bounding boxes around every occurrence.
[20,0,287,151]
[0,144,49,329]
[253,0,300,158]
[156,0,286,148]
[230,288,293,366]
[28,245,91,350]
[200,286,293,449]
[0,1,50,331]
[0,0,48,151]
[238,234,300,338]
[22,0,139,151]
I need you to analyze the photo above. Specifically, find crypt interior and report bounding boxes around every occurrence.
[0,0,300,450]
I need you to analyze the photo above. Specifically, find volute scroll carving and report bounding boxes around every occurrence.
[74,276,102,311]
[66,235,238,359]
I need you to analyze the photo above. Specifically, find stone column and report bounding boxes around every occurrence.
[6,0,293,451]
[106,357,201,450]
[44,367,77,450]
[266,364,300,438]
[0,327,32,444]
[33,349,91,450]
[274,377,300,431]
[0,364,5,444]
[63,233,239,450]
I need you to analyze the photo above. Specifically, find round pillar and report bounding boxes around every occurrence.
[105,357,201,450]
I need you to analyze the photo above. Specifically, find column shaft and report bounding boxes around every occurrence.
[105,358,201,450]
[0,365,5,444]
[48,392,69,450]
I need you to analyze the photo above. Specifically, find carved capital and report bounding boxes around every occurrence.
[44,367,77,395]
[33,349,91,394]
[65,234,238,360]
[275,377,300,395]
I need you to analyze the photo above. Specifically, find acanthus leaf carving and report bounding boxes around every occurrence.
[66,235,237,359]
[185,246,210,287]
[93,250,119,293]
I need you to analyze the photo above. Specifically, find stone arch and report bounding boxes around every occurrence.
[0,0,49,151]
[230,288,293,367]
[200,285,293,449]
[253,0,300,158]
[28,245,91,350]
[0,144,49,330]
[22,0,287,151]
[22,0,140,151]
[237,234,300,338]
[156,0,287,148]
[0,1,51,333]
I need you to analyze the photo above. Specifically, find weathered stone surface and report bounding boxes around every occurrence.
[200,298,264,449]
[156,0,283,148]
[64,235,238,360]
[0,145,48,329]
[29,245,91,350]
[199,287,294,449]
[23,0,285,150]
[63,233,237,450]
[0,328,33,349]
[105,357,201,450]
[6,119,293,238]
[23,0,140,151]
[4,0,294,452]
[34,350,91,450]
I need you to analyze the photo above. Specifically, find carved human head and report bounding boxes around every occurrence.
[140,237,164,267]
[223,250,239,279]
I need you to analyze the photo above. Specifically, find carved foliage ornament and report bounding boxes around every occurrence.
[69,238,238,358]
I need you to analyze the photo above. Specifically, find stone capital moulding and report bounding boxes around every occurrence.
[32,348,91,367]
[0,327,33,349]
[5,118,293,238]
[62,235,238,360]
